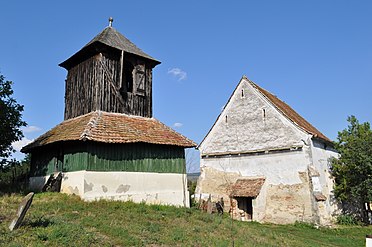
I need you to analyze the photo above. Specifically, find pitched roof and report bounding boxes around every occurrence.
[231,178,266,197]
[198,76,331,148]
[248,78,331,142]
[21,111,196,152]
[59,26,160,68]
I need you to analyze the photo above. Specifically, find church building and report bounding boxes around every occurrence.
[196,76,339,224]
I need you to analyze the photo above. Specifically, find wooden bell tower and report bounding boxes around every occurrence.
[59,18,160,120]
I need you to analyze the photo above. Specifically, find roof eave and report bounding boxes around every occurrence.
[59,41,161,70]
[311,135,335,148]
[21,139,196,153]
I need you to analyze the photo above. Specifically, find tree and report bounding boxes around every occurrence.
[330,116,372,221]
[0,73,26,167]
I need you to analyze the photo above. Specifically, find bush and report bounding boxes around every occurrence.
[336,214,360,225]
[0,159,30,194]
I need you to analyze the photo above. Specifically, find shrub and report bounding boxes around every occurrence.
[336,214,360,225]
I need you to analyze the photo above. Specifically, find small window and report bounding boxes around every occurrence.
[135,64,146,96]
[122,60,134,93]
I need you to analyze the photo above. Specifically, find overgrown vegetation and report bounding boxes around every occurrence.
[0,154,30,195]
[336,214,361,226]
[330,116,372,222]
[1,193,371,246]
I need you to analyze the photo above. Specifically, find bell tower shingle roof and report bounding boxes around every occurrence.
[59,26,160,69]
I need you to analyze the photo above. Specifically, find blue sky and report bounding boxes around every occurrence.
[1,1,372,172]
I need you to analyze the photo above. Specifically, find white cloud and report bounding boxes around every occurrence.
[168,68,187,81]
[173,122,183,128]
[12,137,33,152]
[22,125,41,133]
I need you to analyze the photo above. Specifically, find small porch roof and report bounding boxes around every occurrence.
[231,177,266,197]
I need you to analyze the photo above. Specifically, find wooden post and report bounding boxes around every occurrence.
[119,50,124,89]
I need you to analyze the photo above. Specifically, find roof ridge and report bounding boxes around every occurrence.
[102,110,155,120]
[80,111,101,141]
[59,26,160,69]
[247,79,331,143]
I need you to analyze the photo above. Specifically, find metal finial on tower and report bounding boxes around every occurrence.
[109,17,113,27]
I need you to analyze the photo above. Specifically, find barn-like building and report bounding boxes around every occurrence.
[22,20,196,206]
[196,76,340,224]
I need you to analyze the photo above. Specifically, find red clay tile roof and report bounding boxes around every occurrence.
[231,178,266,197]
[21,111,196,152]
[249,79,331,143]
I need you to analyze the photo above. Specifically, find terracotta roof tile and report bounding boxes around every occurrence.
[231,178,266,197]
[22,111,196,152]
[249,80,331,143]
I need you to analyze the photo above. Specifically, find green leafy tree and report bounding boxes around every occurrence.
[331,116,372,221]
[0,73,26,167]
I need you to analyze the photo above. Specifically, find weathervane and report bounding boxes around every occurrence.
[109,17,113,27]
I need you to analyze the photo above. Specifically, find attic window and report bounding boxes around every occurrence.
[241,89,245,98]
[262,109,266,119]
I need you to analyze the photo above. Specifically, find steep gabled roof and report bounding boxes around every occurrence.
[22,111,196,152]
[248,79,331,143]
[199,76,331,149]
[59,26,160,69]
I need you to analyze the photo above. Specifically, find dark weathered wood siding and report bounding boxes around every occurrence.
[30,142,186,176]
[64,51,153,120]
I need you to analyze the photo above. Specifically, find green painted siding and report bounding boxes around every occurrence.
[86,143,186,174]
[63,145,88,172]
[30,148,57,176]
[31,141,187,176]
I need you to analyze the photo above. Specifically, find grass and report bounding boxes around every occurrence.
[0,193,371,246]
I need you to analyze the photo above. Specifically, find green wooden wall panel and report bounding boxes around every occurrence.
[86,143,186,174]
[31,142,187,175]
[30,149,56,176]
[62,143,88,172]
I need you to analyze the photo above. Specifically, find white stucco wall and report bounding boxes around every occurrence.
[200,149,311,185]
[82,171,189,207]
[197,148,315,223]
[196,77,339,224]
[60,171,85,197]
[200,78,306,154]
[310,139,340,223]
[30,171,189,207]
